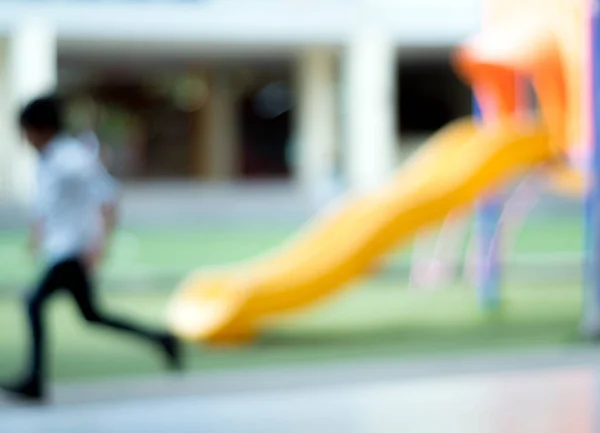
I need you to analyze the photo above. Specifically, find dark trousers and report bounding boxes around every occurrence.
[24,257,162,383]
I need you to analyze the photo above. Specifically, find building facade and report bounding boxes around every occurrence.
[0,0,479,206]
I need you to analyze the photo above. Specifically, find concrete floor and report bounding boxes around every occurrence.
[0,367,598,433]
[2,349,600,433]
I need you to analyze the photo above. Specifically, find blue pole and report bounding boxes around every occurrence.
[473,97,502,311]
[583,0,600,336]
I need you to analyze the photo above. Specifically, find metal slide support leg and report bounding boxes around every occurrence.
[582,0,600,337]
[475,198,503,311]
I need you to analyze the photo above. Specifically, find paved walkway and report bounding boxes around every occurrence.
[2,347,600,432]
[3,345,600,407]
[2,346,600,433]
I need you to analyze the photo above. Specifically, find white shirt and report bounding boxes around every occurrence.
[34,134,119,265]
[77,130,101,158]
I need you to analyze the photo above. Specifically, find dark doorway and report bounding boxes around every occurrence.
[397,56,471,134]
[239,81,293,179]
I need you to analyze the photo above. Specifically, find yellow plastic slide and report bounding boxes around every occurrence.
[167,117,556,344]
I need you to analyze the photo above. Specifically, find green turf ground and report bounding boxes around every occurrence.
[0,215,584,291]
[0,283,586,383]
[0,215,587,383]
[0,224,296,291]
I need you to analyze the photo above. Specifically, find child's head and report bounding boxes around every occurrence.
[19,95,64,151]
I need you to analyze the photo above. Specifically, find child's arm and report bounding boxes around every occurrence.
[28,219,43,258]
[101,201,118,239]
[29,174,48,260]
[88,164,120,269]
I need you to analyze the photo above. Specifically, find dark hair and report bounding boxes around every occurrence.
[19,95,64,132]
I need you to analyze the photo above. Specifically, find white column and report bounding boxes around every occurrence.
[5,18,57,204]
[342,25,396,192]
[203,70,239,181]
[294,49,338,203]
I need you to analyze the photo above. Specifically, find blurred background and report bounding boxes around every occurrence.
[0,0,591,431]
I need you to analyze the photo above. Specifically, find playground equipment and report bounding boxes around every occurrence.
[167,0,600,344]
[409,169,586,291]
[410,0,593,292]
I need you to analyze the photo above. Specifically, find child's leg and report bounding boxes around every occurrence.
[63,258,181,370]
[2,263,64,399]
[26,266,68,382]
